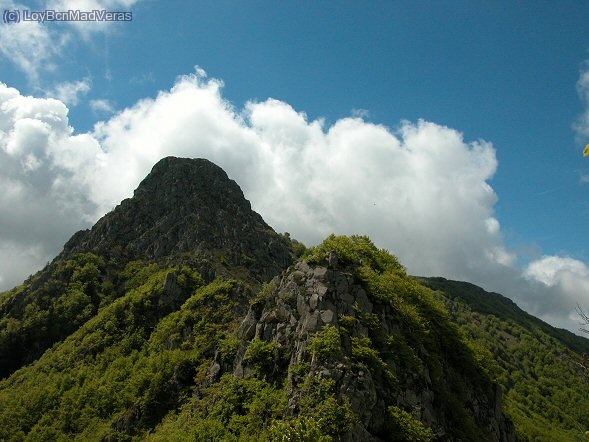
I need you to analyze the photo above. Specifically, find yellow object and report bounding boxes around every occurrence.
[584,144,589,157]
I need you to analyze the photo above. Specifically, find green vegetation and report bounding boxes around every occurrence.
[250,280,276,309]
[305,233,404,273]
[0,264,232,441]
[281,232,307,259]
[308,325,341,362]
[0,234,587,440]
[389,406,435,442]
[267,416,331,442]
[244,338,280,375]
[304,235,496,441]
[296,376,356,437]
[0,253,115,378]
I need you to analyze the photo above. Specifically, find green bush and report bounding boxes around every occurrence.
[308,326,341,362]
[290,238,308,258]
[314,396,356,436]
[122,260,160,291]
[251,281,276,308]
[351,336,385,369]
[288,362,310,385]
[388,406,435,442]
[268,416,331,441]
[304,234,404,273]
[337,315,357,333]
[219,335,240,362]
[296,376,356,438]
[244,338,279,375]
[195,374,288,438]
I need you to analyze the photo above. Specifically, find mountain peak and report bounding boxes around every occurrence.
[133,156,242,200]
[61,156,293,281]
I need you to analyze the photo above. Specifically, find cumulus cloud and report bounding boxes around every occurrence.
[0,71,588,335]
[0,82,101,289]
[84,71,510,285]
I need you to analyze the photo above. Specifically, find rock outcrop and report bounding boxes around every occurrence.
[229,252,517,441]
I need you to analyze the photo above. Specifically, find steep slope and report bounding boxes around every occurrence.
[421,277,589,441]
[0,157,294,378]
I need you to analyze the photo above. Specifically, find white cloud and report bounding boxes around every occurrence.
[525,256,589,287]
[2,71,509,284]
[0,82,101,289]
[0,71,587,335]
[0,240,47,288]
[46,78,92,106]
[85,71,508,287]
[520,256,589,333]
[90,98,115,115]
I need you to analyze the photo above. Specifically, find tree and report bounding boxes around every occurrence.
[577,304,589,335]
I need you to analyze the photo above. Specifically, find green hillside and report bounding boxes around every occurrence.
[0,236,517,441]
[421,278,589,441]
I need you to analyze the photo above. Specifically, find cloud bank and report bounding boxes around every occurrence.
[0,70,588,334]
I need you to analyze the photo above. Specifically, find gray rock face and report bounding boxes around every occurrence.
[60,157,293,281]
[231,255,517,442]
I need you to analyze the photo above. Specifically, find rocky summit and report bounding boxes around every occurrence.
[60,156,294,282]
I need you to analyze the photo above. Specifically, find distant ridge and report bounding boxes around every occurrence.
[421,277,589,354]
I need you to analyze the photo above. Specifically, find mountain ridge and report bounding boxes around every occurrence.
[420,277,589,354]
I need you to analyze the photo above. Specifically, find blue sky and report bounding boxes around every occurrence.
[2,0,589,334]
